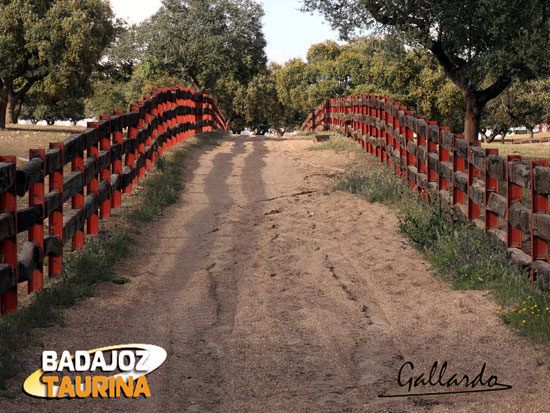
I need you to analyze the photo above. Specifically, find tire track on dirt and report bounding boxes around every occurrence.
[5,136,550,413]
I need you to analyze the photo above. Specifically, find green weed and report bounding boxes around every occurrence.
[308,134,364,153]
[333,139,550,346]
[132,151,185,222]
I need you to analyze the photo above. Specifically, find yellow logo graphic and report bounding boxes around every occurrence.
[23,344,167,399]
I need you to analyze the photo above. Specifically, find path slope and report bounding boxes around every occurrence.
[5,136,550,412]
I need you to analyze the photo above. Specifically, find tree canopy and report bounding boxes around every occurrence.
[274,37,465,131]
[143,0,267,92]
[302,0,550,141]
[0,0,115,128]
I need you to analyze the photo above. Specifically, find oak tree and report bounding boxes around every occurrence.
[303,0,550,141]
[0,0,115,128]
[144,0,267,92]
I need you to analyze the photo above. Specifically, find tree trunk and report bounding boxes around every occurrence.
[528,128,534,139]
[6,93,22,125]
[463,99,484,142]
[0,84,9,130]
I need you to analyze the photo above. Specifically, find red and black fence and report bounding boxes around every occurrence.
[0,86,226,315]
[301,95,550,293]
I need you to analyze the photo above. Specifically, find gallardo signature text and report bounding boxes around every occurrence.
[379,361,513,398]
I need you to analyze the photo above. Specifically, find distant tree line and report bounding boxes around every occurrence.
[2,0,550,138]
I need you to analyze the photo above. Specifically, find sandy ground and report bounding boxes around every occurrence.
[2,135,550,412]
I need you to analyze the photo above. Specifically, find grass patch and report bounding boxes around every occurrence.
[294,131,317,136]
[308,134,364,153]
[0,131,220,392]
[482,141,550,162]
[335,148,550,345]
[112,277,131,285]
[131,152,185,222]
[131,132,219,223]
[333,162,409,204]
[0,230,133,392]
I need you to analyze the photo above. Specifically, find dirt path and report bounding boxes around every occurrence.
[4,135,550,412]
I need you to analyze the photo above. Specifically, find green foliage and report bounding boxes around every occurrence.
[206,64,286,133]
[429,225,518,288]
[303,0,550,141]
[482,79,550,142]
[276,36,465,130]
[20,91,85,125]
[334,152,412,204]
[240,67,286,132]
[144,0,266,91]
[86,63,184,118]
[0,0,116,127]
[398,201,456,252]
[332,141,550,344]
[88,0,275,132]
[275,58,313,127]
[84,22,188,118]
[132,151,185,223]
[308,134,364,153]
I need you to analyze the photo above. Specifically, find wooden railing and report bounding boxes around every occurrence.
[0,86,226,314]
[302,95,550,292]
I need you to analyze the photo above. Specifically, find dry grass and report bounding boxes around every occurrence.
[482,141,550,162]
[0,124,78,164]
[482,131,550,162]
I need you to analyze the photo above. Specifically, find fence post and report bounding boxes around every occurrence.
[171,90,178,144]
[392,102,401,176]
[373,97,380,160]
[531,160,548,282]
[427,121,439,194]
[451,134,467,219]
[325,99,331,132]
[340,98,345,136]
[131,103,146,179]
[86,123,100,236]
[415,115,428,197]
[72,136,85,249]
[143,96,154,169]
[366,96,371,151]
[384,98,393,166]
[99,115,113,219]
[391,101,400,173]
[196,91,203,135]
[0,156,17,314]
[438,127,451,192]
[175,88,183,142]
[359,96,366,150]
[358,96,362,142]
[28,149,45,293]
[507,154,523,249]
[151,97,164,157]
[111,111,123,208]
[485,148,500,234]
[48,142,63,276]
[467,141,482,221]
[126,112,138,193]
[396,106,404,179]
[404,110,416,189]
